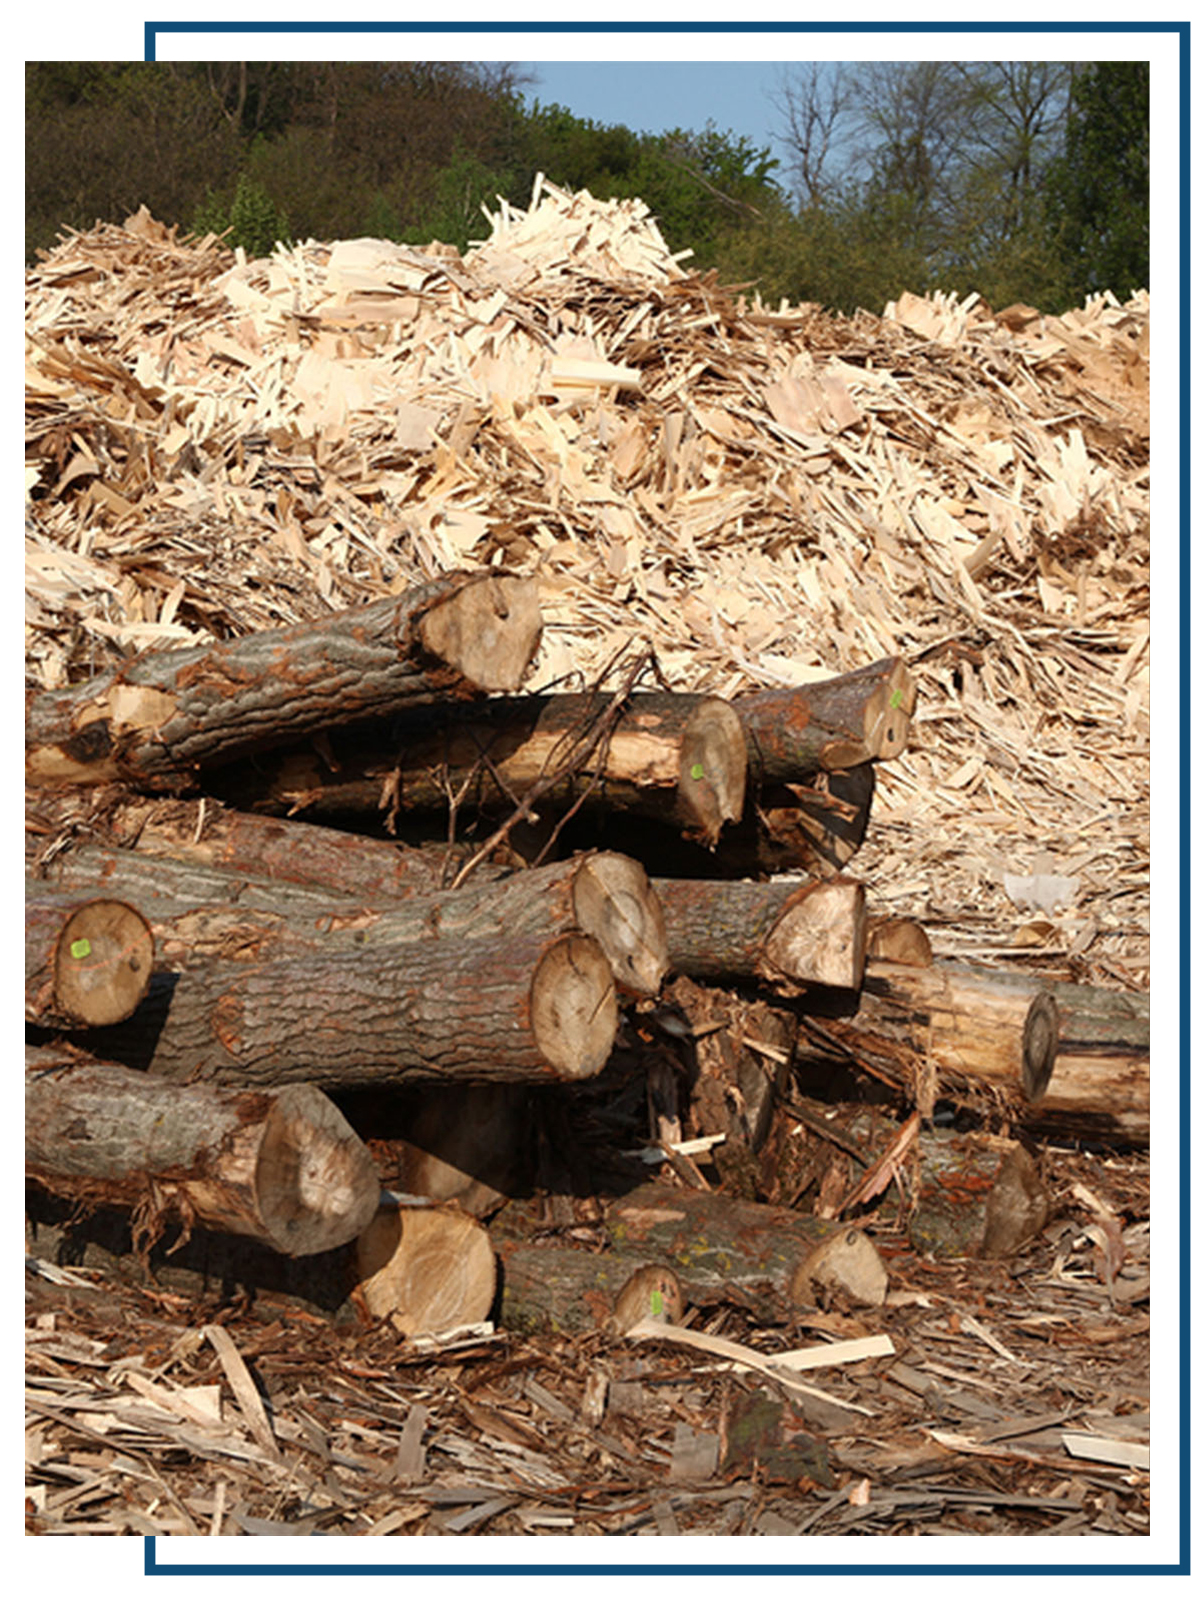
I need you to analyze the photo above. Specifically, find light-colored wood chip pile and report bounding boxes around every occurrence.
[25,178,1149,983]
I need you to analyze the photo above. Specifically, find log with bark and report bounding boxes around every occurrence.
[796,956,1061,1120]
[25,571,542,791]
[655,875,866,991]
[492,1182,887,1330]
[25,885,154,1028]
[100,794,499,902]
[78,929,618,1089]
[42,842,667,998]
[734,656,916,780]
[895,965,1147,1147]
[804,957,1148,1146]
[207,689,747,848]
[25,1045,380,1256]
[597,763,876,880]
[353,1202,497,1335]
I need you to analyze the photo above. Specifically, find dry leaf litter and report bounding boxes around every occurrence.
[25,181,1151,1536]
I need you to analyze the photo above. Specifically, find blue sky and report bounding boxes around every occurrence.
[518,61,798,183]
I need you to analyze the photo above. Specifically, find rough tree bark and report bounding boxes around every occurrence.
[25,1045,380,1256]
[207,690,747,848]
[655,875,866,991]
[25,884,154,1027]
[735,656,916,779]
[492,1182,887,1329]
[101,794,496,902]
[25,571,541,790]
[80,930,617,1089]
[41,842,667,997]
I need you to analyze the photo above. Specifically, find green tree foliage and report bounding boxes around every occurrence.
[191,171,292,256]
[25,58,1150,317]
[1041,62,1150,301]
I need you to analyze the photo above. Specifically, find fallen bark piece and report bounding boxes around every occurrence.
[735,655,916,779]
[719,1389,834,1487]
[655,875,866,991]
[25,571,542,790]
[211,689,747,847]
[25,1045,380,1256]
[25,885,153,1027]
[46,842,667,996]
[624,1319,881,1421]
[84,930,617,1088]
[354,1203,496,1335]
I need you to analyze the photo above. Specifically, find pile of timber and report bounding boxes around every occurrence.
[25,566,1149,1340]
[25,180,1150,1343]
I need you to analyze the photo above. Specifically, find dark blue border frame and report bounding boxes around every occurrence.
[136,17,1189,1577]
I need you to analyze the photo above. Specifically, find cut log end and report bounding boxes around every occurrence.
[765,879,867,990]
[610,1263,685,1333]
[858,659,917,764]
[573,853,668,997]
[354,1205,497,1335]
[1022,992,1060,1103]
[255,1085,383,1255]
[530,934,618,1079]
[416,575,542,693]
[678,699,747,846]
[52,899,154,1026]
[789,1227,888,1309]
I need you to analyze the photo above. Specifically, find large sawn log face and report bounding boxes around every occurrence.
[25,1045,380,1256]
[25,571,541,790]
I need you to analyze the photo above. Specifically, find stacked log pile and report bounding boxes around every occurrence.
[26,182,1151,1355]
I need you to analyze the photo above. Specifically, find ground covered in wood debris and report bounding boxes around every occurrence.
[25,181,1152,1539]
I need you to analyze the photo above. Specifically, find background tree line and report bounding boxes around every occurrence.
[25,59,1148,315]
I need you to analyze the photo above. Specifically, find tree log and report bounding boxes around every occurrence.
[492,1182,887,1327]
[655,875,866,991]
[25,885,153,1027]
[43,842,667,997]
[866,964,1148,1146]
[601,765,876,880]
[824,959,1148,1145]
[797,957,1060,1118]
[353,1203,496,1334]
[79,930,617,1089]
[25,1045,380,1256]
[735,656,916,779]
[25,571,542,790]
[208,690,747,847]
[104,795,493,902]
